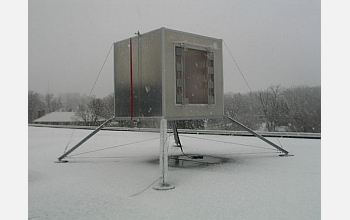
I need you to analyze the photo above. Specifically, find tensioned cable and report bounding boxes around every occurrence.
[67,155,154,159]
[69,137,159,157]
[223,41,285,150]
[202,152,279,156]
[181,134,278,151]
[223,40,253,93]
[63,129,76,153]
[88,43,114,97]
[63,43,114,151]
[276,137,283,148]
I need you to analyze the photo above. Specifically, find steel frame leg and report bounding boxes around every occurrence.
[56,117,114,162]
[172,121,182,147]
[225,116,289,156]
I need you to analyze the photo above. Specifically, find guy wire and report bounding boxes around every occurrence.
[89,43,114,96]
[181,134,277,151]
[70,137,159,157]
[223,40,253,93]
[223,40,284,150]
[63,43,113,153]
[63,128,75,153]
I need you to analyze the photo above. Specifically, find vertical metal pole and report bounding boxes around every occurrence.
[160,117,168,183]
[161,27,167,117]
[137,31,141,117]
[153,117,175,190]
[129,37,133,120]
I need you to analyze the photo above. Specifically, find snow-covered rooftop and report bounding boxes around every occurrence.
[28,126,320,219]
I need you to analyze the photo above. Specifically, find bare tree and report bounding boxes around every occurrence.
[58,93,90,112]
[44,93,54,113]
[283,86,321,132]
[223,92,261,130]
[222,85,320,133]
[256,85,288,131]
[51,96,63,112]
[43,93,63,113]
[101,93,114,119]
[28,91,45,123]
[75,98,104,126]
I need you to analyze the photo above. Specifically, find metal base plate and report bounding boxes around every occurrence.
[54,160,69,163]
[153,183,175,191]
[279,154,294,157]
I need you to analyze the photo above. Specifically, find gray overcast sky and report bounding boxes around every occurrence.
[28,0,320,98]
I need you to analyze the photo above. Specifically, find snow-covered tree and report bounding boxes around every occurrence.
[256,85,289,132]
[75,97,104,126]
[28,91,46,123]
[283,86,321,132]
[224,92,261,130]
[101,93,114,119]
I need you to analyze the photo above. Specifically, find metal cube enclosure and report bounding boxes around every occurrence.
[114,27,223,120]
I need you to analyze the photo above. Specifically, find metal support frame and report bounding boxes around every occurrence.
[56,117,115,162]
[225,116,289,156]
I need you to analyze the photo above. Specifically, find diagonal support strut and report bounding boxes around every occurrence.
[225,116,289,156]
[172,121,182,148]
[56,117,115,162]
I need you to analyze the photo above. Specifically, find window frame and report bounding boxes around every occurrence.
[174,45,215,106]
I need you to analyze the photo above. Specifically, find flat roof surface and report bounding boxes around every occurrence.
[29,126,320,220]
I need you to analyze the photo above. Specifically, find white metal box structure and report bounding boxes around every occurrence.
[56,28,290,188]
[57,28,290,190]
[114,27,223,120]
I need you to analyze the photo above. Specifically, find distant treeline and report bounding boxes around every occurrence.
[222,85,321,133]
[28,92,114,126]
[28,85,320,133]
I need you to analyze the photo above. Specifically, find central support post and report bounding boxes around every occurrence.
[153,117,175,190]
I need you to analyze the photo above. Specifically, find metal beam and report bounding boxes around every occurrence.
[172,121,182,147]
[225,116,289,155]
[57,117,114,162]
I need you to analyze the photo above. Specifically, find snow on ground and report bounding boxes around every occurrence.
[28,126,320,220]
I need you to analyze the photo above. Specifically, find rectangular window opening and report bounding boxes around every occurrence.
[175,46,214,105]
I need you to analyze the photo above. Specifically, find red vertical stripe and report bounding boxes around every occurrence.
[129,38,133,120]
